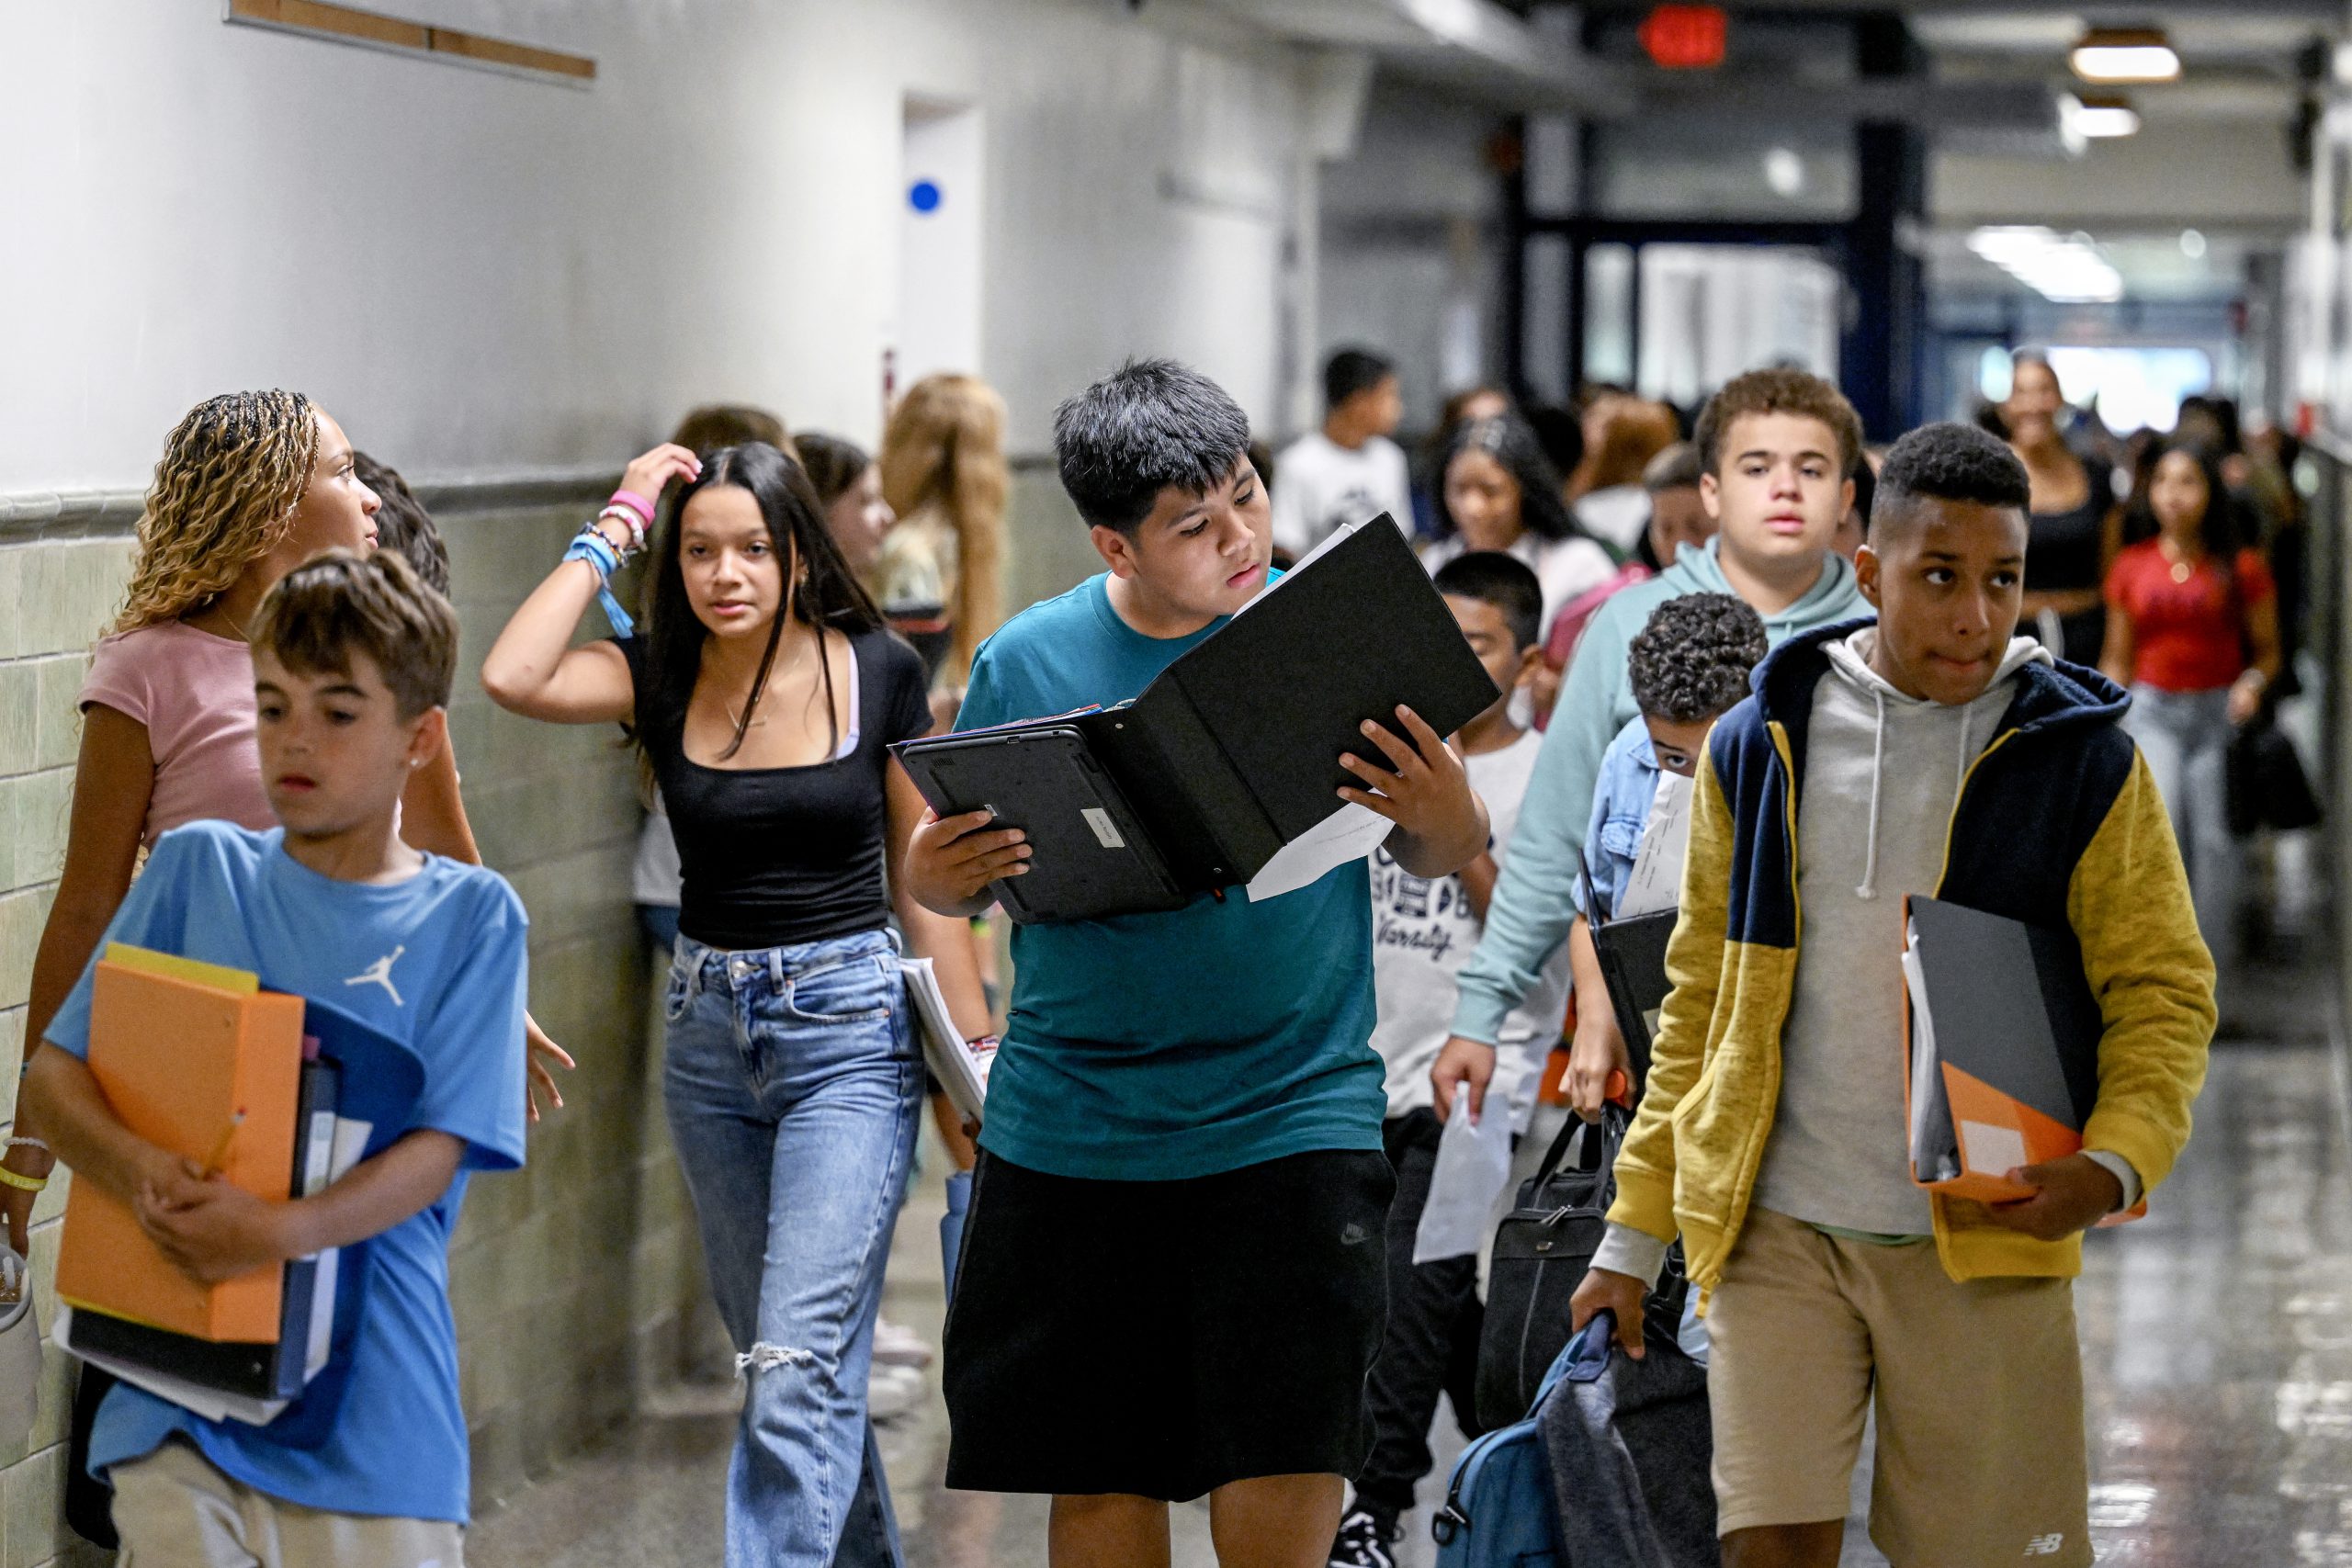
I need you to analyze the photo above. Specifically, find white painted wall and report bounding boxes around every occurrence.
[0,0,1317,490]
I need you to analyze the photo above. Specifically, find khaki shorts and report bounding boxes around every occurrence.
[1707,1206,2092,1568]
[111,1438,465,1568]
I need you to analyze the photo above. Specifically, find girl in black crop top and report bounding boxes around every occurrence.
[481,440,991,1566]
[2001,352,2120,666]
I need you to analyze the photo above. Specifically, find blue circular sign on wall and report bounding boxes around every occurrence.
[910,179,943,214]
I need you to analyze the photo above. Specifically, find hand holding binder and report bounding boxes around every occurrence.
[897,517,1499,922]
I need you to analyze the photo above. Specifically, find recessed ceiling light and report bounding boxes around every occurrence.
[2071,27,2180,85]
[2066,93,2141,139]
[1763,147,1804,197]
[2179,229,2207,259]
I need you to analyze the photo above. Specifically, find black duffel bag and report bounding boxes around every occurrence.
[2226,712,2324,837]
[1476,1106,1688,1429]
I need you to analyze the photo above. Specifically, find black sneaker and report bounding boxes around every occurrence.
[1328,1506,1400,1568]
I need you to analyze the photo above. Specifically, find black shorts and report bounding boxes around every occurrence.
[943,1146,1396,1501]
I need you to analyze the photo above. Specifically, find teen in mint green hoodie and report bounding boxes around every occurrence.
[1434,368,1872,1120]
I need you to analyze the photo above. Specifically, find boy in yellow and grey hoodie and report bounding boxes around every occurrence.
[1572,423,2213,1568]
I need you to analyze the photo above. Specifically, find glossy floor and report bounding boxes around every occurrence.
[470,957,2351,1567]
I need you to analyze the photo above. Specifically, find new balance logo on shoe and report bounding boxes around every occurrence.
[2024,1533,2067,1557]
[345,946,407,1007]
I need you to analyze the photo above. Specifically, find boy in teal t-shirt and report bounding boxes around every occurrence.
[906,359,1487,1568]
[27,552,526,1557]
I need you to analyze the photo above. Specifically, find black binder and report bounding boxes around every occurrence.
[1582,865,1678,1089]
[66,1056,342,1401]
[894,517,1499,922]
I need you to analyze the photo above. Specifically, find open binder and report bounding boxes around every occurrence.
[894,516,1498,922]
[1901,896,2143,1217]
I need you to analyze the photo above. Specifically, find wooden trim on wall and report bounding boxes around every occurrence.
[223,0,594,85]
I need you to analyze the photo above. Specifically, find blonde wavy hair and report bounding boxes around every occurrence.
[115,390,321,633]
[880,373,1008,682]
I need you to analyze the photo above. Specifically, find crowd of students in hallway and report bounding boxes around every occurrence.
[3,333,2305,1568]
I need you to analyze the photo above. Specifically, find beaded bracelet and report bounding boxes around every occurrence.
[5,1138,47,1155]
[597,506,647,555]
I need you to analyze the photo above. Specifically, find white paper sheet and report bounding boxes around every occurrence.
[901,958,992,1117]
[1616,768,1692,919]
[1245,802,1391,902]
[1412,1102,1516,1265]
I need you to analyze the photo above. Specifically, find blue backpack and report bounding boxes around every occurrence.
[1431,1312,1613,1568]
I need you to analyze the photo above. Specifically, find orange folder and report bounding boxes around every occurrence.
[55,945,306,1343]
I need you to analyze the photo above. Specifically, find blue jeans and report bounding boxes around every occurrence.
[2125,684,2238,969]
[663,928,922,1568]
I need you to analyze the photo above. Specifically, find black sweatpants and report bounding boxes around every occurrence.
[1355,1109,1487,1520]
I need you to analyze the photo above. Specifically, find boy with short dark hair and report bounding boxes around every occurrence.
[25,548,528,1565]
[1574,423,2214,1568]
[1337,550,1561,1568]
[905,358,1487,1568]
[1435,366,1872,1124]
[1274,346,1414,556]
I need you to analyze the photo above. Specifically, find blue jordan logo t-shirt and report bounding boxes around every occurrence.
[44,820,528,1523]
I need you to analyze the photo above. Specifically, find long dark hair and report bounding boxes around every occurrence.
[2124,439,2241,564]
[1431,413,1588,545]
[638,442,881,765]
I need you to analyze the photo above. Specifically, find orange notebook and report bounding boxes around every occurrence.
[55,945,306,1343]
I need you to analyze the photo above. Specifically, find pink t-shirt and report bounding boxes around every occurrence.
[78,622,273,848]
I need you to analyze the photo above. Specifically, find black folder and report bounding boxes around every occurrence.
[1581,865,1678,1088]
[894,517,1499,922]
[67,1056,342,1401]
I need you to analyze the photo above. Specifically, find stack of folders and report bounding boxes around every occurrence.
[1901,897,2144,1220]
[900,957,992,1120]
[55,945,376,1426]
[893,516,1500,922]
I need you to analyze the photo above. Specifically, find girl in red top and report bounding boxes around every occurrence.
[2100,439,2281,970]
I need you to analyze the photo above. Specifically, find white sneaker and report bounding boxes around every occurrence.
[867,1363,926,1424]
[872,1316,934,1369]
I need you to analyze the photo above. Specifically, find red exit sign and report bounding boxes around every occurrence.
[1640,5,1728,70]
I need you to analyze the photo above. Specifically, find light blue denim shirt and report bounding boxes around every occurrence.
[1576,715,1662,920]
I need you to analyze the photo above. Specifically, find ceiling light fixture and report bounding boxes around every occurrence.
[2064,93,2141,139]
[1967,226,2124,304]
[2071,27,2180,85]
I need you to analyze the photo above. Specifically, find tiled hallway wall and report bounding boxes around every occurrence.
[0,485,714,1563]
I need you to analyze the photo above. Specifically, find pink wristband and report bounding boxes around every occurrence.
[609,490,658,526]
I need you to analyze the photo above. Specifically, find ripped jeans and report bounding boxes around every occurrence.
[663,928,922,1568]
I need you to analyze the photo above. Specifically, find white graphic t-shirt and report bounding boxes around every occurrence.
[1368,729,1570,1129]
[1271,432,1415,556]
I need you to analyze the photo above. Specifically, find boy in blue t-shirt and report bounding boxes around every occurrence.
[26,550,526,1561]
[904,359,1487,1568]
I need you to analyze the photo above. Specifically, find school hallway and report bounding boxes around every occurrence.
[469,882,2352,1568]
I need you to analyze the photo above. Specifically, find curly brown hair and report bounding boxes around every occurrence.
[115,390,320,633]
[1692,367,1863,479]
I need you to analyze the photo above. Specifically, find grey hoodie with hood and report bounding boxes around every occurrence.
[1751,627,2052,1235]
